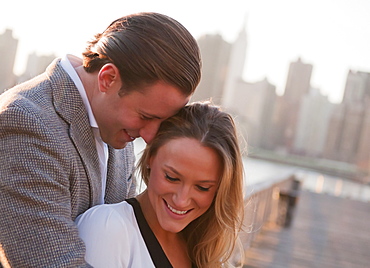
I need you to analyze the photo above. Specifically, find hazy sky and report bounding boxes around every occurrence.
[1,0,370,103]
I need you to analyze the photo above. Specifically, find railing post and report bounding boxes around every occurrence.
[277,177,301,227]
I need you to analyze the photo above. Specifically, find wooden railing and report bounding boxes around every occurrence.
[232,174,301,264]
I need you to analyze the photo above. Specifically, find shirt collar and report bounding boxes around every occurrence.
[60,54,98,128]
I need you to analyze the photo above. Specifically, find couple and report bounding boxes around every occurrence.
[76,102,245,267]
[0,12,244,267]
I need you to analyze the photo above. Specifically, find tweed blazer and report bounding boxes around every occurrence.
[0,59,136,267]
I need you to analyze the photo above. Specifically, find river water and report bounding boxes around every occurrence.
[244,157,370,202]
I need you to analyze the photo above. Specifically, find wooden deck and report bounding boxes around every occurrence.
[242,190,370,268]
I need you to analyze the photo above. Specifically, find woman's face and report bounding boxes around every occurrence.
[146,137,222,233]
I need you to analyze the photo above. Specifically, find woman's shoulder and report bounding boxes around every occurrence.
[75,200,136,231]
[76,200,154,267]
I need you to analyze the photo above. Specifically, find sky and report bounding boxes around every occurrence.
[1,0,370,103]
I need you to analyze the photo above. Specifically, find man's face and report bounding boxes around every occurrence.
[92,80,189,149]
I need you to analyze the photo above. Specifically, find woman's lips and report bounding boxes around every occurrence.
[164,199,192,215]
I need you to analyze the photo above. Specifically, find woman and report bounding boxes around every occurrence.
[76,102,245,267]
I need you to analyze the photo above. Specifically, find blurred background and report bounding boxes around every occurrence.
[2,1,370,266]
[2,0,369,185]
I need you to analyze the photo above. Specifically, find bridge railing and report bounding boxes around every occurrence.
[232,173,301,264]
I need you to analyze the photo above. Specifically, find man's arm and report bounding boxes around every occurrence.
[0,107,92,267]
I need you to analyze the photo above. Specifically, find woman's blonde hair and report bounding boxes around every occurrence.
[138,102,244,267]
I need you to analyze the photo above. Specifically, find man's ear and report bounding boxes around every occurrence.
[97,63,121,93]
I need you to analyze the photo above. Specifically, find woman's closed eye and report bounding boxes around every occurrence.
[165,173,179,182]
[196,185,211,192]
[165,173,213,192]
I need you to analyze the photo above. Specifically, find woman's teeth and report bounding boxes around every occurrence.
[167,203,188,215]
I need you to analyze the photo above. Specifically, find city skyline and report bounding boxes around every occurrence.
[1,0,370,103]
[1,6,369,180]
[192,26,370,180]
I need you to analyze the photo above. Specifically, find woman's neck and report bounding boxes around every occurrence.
[136,192,192,268]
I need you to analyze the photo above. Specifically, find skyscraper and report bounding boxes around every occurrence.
[284,58,313,100]
[277,58,313,150]
[293,88,334,157]
[342,70,370,104]
[324,70,370,171]
[18,52,56,83]
[231,78,276,148]
[0,29,18,93]
[192,34,231,104]
[221,18,248,109]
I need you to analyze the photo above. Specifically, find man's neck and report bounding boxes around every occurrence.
[74,63,98,104]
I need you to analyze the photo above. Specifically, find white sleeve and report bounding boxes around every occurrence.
[75,204,132,268]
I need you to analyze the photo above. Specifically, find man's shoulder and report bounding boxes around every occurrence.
[0,58,62,108]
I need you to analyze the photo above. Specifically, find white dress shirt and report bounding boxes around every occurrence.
[60,55,108,204]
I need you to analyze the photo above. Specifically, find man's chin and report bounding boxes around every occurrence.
[118,142,129,149]
[108,141,129,150]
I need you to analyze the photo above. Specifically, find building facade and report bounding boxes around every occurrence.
[192,34,231,104]
[0,29,18,93]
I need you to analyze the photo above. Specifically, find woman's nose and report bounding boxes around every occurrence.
[172,186,192,208]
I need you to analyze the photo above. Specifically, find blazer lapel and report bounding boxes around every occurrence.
[69,119,102,206]
[50,59,102,206]
[105,147,125,203]
[105,142,135,203]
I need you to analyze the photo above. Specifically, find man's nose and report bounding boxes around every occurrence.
[139,121,161,144]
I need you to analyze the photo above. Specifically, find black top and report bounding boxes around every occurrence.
[126,198,173,268]
[125,198,197,268]
[126,198,197,268]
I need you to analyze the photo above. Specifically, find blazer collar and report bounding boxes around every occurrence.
[47,58,102,206]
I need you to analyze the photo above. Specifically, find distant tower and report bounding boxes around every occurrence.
[18,52,56,83]
[342,70,370,104]
[293,88,334,157]
[192,34,231,104]
[0,29,18,92]
[231,78,276,148]
[324,70,370,171]
[325,102,365,164]
[277,58,313,150]
[284,57,313,100]
[221,17,248,109]
[357,102,370,173]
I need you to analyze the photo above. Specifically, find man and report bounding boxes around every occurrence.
[0,12,201,267]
